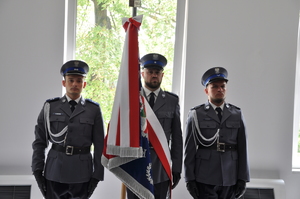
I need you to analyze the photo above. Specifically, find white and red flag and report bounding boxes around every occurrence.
[101,15,171,199]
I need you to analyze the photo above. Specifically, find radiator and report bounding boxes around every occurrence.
[246,178,286,199]
[0,175,41,199]
[0,176,286,199]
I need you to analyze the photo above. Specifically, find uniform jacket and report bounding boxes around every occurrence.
[184,101,249,186]
[142,89,183,184]
[32,96,105,184]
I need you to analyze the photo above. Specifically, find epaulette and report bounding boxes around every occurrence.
[191,104,204,110]
[164,91,178,98]
[46,97,60,102]
[227,103,240,110]
[86,99,99,106]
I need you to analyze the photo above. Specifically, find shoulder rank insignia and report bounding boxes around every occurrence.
[228,103,240,110]
[191,104,204,110]
[164,91,178,98]
[46,97,60,102]
[86,99,99,106]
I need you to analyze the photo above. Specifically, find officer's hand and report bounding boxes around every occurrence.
[87,178,99,198]
[186,181,199,199]
[33,170,46,198]
[171,172,181,189]
[235,179,246,199]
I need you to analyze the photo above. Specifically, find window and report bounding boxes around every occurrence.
[292,15,300,171]
[74,0,178,127]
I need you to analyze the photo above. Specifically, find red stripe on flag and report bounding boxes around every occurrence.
[147,120,172,180]
[127,19,141,148]
[116,109,121,146]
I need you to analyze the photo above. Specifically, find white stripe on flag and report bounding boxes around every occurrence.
[144,96,172,177]
[106,15,143,158]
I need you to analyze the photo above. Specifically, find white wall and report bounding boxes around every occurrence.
[181,0,300,199]
[1,0,300,198]
[0,0,64,174]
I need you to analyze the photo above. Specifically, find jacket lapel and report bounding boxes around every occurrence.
[221,103,232,123]
[205,101,233,124]
[141,88,165,112]
[205,102,219,123]
[60,96,72,117]
[152,90,165,112]
[59,96,85,119]
[69,98,85,119]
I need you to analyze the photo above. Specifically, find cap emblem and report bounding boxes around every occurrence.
[215,67,220,74]
[153,54,159,60]
[74,61,79,67]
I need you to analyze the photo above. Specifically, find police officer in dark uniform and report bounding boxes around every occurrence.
[32,60,105,199]
[126,53,183,199]
[184,67,249,199]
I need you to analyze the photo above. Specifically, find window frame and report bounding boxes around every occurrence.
[64,0,186,89]
[292,16,300,171]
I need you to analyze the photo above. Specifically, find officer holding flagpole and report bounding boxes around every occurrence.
[126,53,183,199]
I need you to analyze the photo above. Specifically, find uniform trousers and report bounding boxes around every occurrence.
[127,180,169,199]
[46,180,89,199]
[196,181,236,199]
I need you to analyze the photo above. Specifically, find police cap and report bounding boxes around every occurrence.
[60,60,89,77]
[201,67,228,86]
[140,53,167,70]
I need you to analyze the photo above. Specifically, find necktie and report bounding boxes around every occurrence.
[216,107,222,121]
[149,92,155,108]
[69,100,77,112]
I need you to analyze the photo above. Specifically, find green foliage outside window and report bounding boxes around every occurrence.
[76,0,177,128]
[298,130,300,153]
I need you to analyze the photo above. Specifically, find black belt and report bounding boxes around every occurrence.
[51,144,91,155]
[199,143,236,152]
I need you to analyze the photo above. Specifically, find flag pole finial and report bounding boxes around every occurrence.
[129,0,141,17]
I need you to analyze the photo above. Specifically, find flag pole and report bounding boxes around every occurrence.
[119,1,141,199]
[129,0,141,17]
[121,183,126,199]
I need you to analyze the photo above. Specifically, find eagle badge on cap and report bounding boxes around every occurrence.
[74,61,79,67]
[215,67,220,74]
[153,54,159,60]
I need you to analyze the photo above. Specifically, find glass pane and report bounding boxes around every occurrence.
[298,123,300,153]
[75,0,177,127]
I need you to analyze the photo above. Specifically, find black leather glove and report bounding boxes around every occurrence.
[235,179,246,199]
[33,170,46,198]
[87,178,99,198]
[186,180,199,199]
[171,172,181,189]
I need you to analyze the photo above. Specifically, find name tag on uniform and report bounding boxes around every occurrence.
[53,112,63,116]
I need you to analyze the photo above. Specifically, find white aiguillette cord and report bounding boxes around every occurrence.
[190,109,220,148]
[44,102,68,145]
